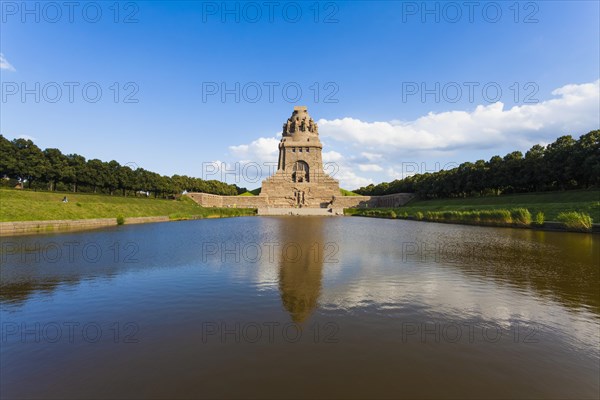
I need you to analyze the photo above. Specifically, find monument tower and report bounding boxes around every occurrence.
[260,106,340,208]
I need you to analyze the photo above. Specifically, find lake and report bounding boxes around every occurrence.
[1,216,599,399]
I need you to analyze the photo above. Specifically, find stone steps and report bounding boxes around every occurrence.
[257,207,344,216]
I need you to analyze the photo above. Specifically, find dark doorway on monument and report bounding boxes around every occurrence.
[292,161,309,183]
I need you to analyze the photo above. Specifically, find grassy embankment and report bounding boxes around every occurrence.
[345,190,599,231]
[239,188,262,196]
[339,188,360,196]
[0,189,256,222]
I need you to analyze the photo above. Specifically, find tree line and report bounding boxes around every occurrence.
[0,135,245,197]
[355,130,600,198]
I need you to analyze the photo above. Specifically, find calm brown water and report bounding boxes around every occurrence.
[1,217,599,399]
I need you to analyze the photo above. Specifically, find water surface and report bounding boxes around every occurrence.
[1,217,599,399]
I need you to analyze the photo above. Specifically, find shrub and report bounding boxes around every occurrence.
[534,212,544,225]
[464,212,480,223]
[477,210,493,223]
[389,211,397,219]
[556,212,593,231]
[442,211,455,221]
[116,214,125,225]
[394,211,408,219]
[510,208,532,225]
[479,209,511,224]
[415,211,424,220]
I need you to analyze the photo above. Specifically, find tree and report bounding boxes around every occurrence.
[66,154,86,192]
[12,138,48,188]
[574,130,600,188]
[524,144,547,192]
[105,160,121,195]
[545,135,576,189]
[0,135,17,178]
[118,165,134,196]
[501,151,524,193]
[43,148,69,191]
[86,159,107,193]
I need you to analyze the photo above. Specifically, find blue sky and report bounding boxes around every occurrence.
[1,1,599,189]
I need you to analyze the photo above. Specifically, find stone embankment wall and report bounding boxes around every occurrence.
[186,193,269,208]
[186,192,414,209]
[333,193,415,208]
[0,216,170,236]
[257,207,344,216]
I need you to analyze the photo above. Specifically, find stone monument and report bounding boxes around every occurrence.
[186,106,415,213]
[260,106,341,209]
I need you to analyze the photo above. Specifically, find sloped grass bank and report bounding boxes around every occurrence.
[347,207,595,232]
[0,189,256,222]
[346,190,599,233]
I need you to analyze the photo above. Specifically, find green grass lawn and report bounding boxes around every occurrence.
[3,188,597,224]
[348,190,600,222]
[0,189,256,222]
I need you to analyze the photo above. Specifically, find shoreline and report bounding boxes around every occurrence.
[0,214,252,237]
[2,212,598,237]
[349,214,600,234]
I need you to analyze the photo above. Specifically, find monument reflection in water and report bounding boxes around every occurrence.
[277,217,325,323]
[0,216,598,399]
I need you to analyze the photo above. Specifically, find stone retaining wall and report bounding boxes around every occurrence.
[0,216,170,236]
[186,192,415,210]
[333,193,415,208]
[258,207,344,216]
[186,193,270,208]
[223,195,269,208]
[186,193,224,207]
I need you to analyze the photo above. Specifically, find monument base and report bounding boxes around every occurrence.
[257,207,344,216]
[260,170,340,208]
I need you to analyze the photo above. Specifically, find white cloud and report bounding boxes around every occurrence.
[387,167,402,179]
[229,135,279,163]
[358,164,383,172]
[333,165,373,189]
[322,150,343,162]
[321,150,373,188]
[361,152,383,162]
[0,54,16,71]
[317,80,600,154]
